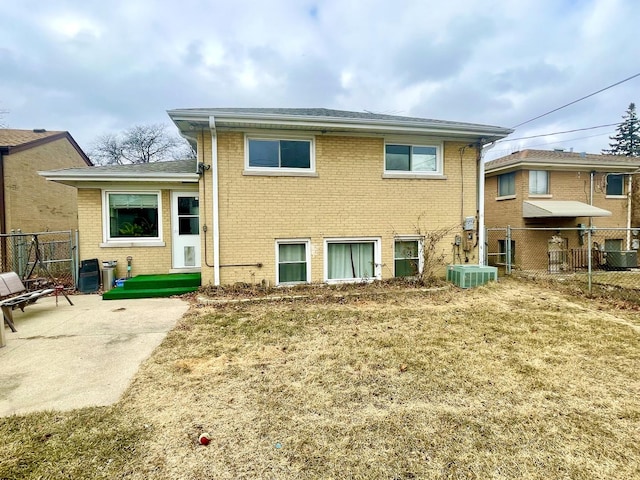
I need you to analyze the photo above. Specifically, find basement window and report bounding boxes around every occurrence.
[325,238,381,283]
[394,239,421,277]
[276,240,310,285]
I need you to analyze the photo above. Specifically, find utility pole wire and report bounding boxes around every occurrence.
[496,123,619,143]
[511,72,640,129]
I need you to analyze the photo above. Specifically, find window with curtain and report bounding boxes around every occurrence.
[248,138,312,169]
[277,242,309,284]
[394,240,420,277]
[529,170,549,195]
[498,172,516,197]
[606,174,624,196]
[385,144,440,173]
[107,193,159,239]
[327,242,376,281]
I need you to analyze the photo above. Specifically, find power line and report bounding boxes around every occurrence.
[511,72,640,129]
[496,123,619,143]
[487,131,614,157]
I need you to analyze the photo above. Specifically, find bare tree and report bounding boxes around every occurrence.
[89,123,194,165]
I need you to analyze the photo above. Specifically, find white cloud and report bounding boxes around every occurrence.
[0,0,638,158]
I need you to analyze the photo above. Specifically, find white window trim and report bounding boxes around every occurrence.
[394,236,423,277]
[324,237,382,283]
[383,140,443,177]
[101,190,164,247]
[275,239,311,285]
[244,133,316,175]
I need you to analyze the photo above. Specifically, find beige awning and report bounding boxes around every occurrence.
[523,200,612,218]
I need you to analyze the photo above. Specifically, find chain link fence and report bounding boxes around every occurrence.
[0,230,78,290]
[486,226,640,291]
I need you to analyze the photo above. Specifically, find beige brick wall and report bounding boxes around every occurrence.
[200,132,480,286]
[5,137,87,232]
[484,172,524,228]
[485,168,635,272]
[485,169,633,229]
[77,188,175,279]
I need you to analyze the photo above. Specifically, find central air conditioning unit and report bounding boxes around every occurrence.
[605,250,638,270]
[446,265,498,288]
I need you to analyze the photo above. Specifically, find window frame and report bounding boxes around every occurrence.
[497,172,516,198]
[529,170,550,196]
[383,141,444,178]
[497,239,516,265]
[101,190,164,247]
[394,237,423,278]
[244,133,316,176]
[604,238,623,252]
[275,239,311,285]
[324,237,382,283]
[605,173,625,197]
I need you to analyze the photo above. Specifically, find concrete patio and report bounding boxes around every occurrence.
[0,293,189,417]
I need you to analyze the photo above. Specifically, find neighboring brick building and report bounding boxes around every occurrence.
[42,109,512,285]
[484,149,640,270]
[0,129,91,233]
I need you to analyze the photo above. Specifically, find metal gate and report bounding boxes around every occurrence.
[0,230,78,288]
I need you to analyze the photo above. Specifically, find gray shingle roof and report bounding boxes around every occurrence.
[46,158,197,176]
[486,149,640,173]
[168,107,513,138]
[0,129,64,147]
[171,107,505,129]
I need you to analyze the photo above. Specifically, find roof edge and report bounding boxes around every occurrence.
[168,109,513,139]
[3,131,92,166]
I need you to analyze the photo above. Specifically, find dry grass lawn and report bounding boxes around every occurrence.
[1,278,639,479]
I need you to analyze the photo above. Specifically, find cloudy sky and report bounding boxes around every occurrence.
[1,0,639,160]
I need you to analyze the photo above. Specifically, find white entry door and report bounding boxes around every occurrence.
[172,192,201,269]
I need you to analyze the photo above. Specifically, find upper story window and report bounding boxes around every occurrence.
[606,174,624,196]
[245,136,314,174]
[384,143,442,176]
[498,172,516,197]
[104,192,162,244]
[529,170,549,195]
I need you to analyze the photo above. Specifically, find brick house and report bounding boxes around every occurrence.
[42,109,511,285]
[484,149,640,271]
[0,129,92,234]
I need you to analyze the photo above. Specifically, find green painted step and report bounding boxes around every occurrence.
[103,285,199,300]
[102,273,201,300]
[121,273,201,290]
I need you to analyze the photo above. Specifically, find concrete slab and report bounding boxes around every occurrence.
[0,293,188,417]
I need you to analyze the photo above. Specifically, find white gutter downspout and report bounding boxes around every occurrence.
[209,116,221,286]
[478,141,494,266]
[589,171,594,230]
[627,174,633,250]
